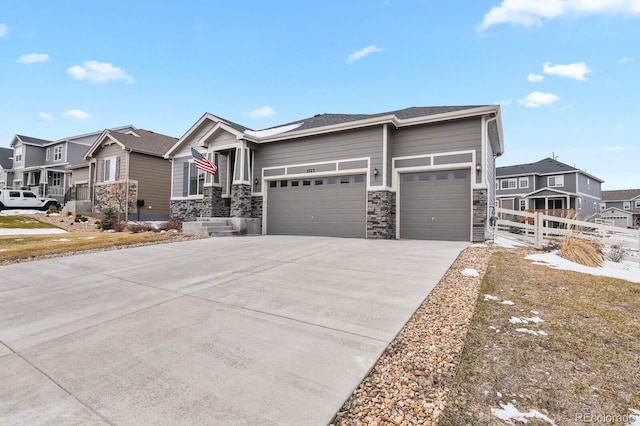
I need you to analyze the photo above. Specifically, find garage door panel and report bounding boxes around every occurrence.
[400,170,470,241]
[267,175,365,238]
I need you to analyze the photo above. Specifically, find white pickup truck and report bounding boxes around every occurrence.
[0,189,61,211]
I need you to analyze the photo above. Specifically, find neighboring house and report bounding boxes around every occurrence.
[84,129,177,220]
[600,189,640,228]
[496,157,603,220]
[164,105,504,242]
[8,126,135,203]
[0,147,13,188]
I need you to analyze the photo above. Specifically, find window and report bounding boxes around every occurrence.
[302,180,311,186]
[280,180,288,187]
[635,200,640,208]
[519,199,526,211]
[314,179,323,186]
[623,201,631,210]
[46,148,50,161]
[9,191,20,197]
[548,175,564,187]
[23,191,37,198]
[501,178,517,189]
[354,175,364,183]
[269,181,277,188]
[189,163,204,195]
[101,156,120,182]
[327,177,336,184]
[51,172,62,187]
[340,176,350,184]
[454,170,467,179]
[495,180,499,190]
[402,174,413,183]
[53,145,63,161]
[419,173,430,181]
[291,180,299,187]
[436,171,448,180]
[14,146,22,163]
[519,177,529,189]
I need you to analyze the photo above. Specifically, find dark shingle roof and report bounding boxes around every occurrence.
[497,157,579,177]
[107,129,178,156]
[267,105,487,134]
[16,135,53,145]
[602,189,640,201]
[0,147,12,169]
[212,115,251,133]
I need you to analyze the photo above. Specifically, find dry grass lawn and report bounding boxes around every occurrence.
[439,248,640,425]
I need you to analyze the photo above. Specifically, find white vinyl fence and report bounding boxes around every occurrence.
[493,207,640,265]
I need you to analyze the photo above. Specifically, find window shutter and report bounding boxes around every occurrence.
[182,162,189,197]
[115,157,121,179]
[100,160,105,182]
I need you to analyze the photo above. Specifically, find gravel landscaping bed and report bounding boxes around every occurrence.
[331,244,497,426]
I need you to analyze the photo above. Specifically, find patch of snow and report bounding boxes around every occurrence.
[491,402,557,425]
[497,392,502,398]
[461,268,479,277]
[0,249,6,252]
[531,310,539,315]
[493,235,528,249]
[515,328,548,336]
[489,326,501,333]
[526,251,640,284]
[0,228,67,236]
[52,238,71,242]
[484,294,499,301]
[471,243,488,247]
[510,316,544,324]
[245,123,303,138]
[0,209,45,216]
[79,236,97,240]
[502,300,515,305]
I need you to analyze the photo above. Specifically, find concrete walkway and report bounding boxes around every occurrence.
[0,236,468,425]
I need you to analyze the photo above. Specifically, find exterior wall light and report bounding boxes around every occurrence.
[476,163,482,171]
[254,178,259,185]
[373,168,379,177]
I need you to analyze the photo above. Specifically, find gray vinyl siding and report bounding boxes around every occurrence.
[189,121,216,146]
[96,144,127,182]
[605,201,626,210]
[24,145,45,168]
[576,173,601,198]
[253,126,383,193]
[497,174,533,196]
[391,118,482,172]
[129,153,171,216]
[535,172,577,193]
[66,142,91,166]
[43,143,66,166]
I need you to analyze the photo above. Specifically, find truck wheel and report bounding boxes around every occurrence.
[0,202,4,211]
[42,202,55,211]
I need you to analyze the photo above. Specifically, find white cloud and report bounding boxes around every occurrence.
[347,45,383,63]
[0,24,7,38]
[247,106,275,118]
[479,0,640,30]
[619,56,632,63]
[17,53,50,64]
[37,112,53,122]
[543,61,592,80]
[518,91,559,107]
[67,60,134,84]
[62,110,92,121]
[527,73,544,82]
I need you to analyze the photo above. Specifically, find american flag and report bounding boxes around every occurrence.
[191,147,217,175]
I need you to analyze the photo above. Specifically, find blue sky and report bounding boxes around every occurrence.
[1,0,638,189]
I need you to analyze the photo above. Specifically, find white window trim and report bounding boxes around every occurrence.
[548,175,564,188]
[46,148,50,161]
[519,199,526,211]
[501,178,517,190]
[635,200,640,208]
[102,156,118,182]
[53,145,63,162]
[14,146,23,163]
[623,201,631,210]
[188,162,205,196]
[518,177,528,189]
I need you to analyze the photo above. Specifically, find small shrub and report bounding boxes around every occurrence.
[159,218,181,231]
[98,206,118,230]
[113,221,127,232]
[127,223,152,233]
[605,244,628,263]
[74,214,89,223]
[558,237,603,267]
[541,239,562,252]
[46,208,59,215]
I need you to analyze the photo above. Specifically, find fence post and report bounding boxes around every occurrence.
[535,212,543,249]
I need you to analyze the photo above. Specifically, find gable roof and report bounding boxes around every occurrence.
[13,135,53,146]
[85,129,178,159]
[602,189,640,202]
[166,105,502,158]
[497,157,603,182]
[0,147,12,170]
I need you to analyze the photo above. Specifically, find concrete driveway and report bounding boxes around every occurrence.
[0,236,467,425]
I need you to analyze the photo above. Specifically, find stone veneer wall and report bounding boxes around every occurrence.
[202,186,229,217]
[367,190,396,239]
[230,184,252,218]
[94,181,137,215]
[472,188,487,242]
[251,196,263,220]
[170,198,205,222]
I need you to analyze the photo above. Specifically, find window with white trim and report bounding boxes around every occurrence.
[53,145,63,161]
[101,156,120,182]
[46,148,51,161]
[51,172,62,187]
[635,200,640,208]
[519,177,529,189]
[519,199,526,211]
[495,180,499,190]
[548,175,564,187]
[189,163,205,195]
[501,178,517,189]
[623,201,631,210]
[14,146,22,163]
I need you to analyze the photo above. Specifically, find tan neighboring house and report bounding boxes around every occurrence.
[84,129,177,220]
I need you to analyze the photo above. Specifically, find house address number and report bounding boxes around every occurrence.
[306,168,316,173]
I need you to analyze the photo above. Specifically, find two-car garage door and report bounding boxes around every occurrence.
[399,169,471,241]
[266,174,366,238]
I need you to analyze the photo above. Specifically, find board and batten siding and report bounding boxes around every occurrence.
[253,126,383,192]
[96,144,127,182]
[390,118,482,179]
[129,153,171,215]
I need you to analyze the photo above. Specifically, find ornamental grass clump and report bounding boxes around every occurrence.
[558,236,603,267]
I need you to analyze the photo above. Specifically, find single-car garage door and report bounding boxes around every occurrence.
[267,174,366,238]
[400,169,471,241]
